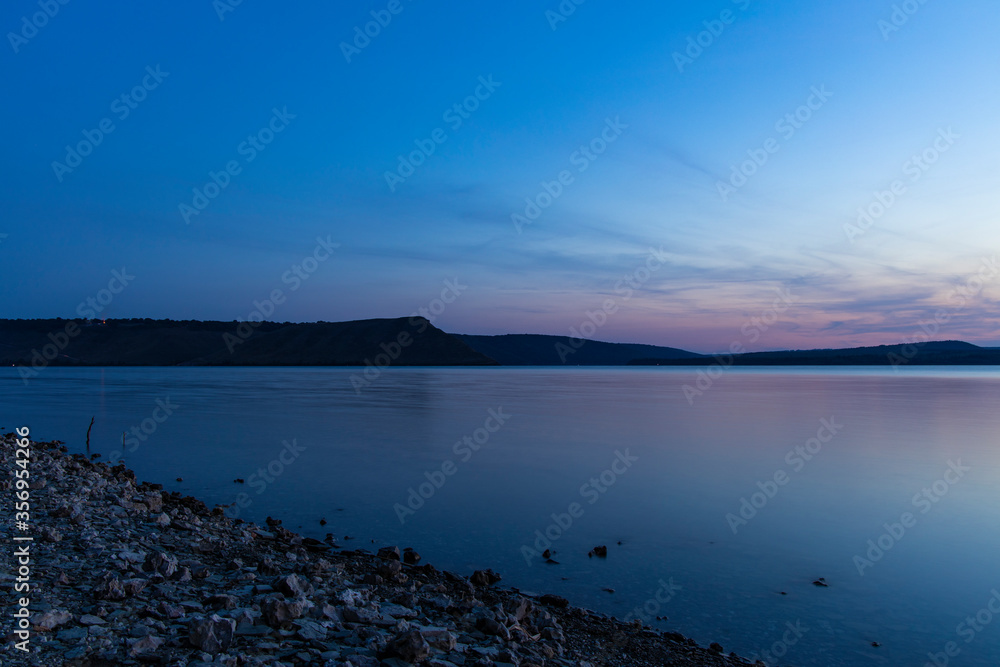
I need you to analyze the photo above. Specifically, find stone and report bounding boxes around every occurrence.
[421,627,457,651]
[378,546,401,560]
[205,593,238,610]
[188,614,236,654]
[32,610,73,631]
[294,619,328,640]
[538,594,569,608]
[381,604,418,619]
[128,635,164,656]
[143,551,178,577]
[40,526,62,542]
[388,629,430,662]
[273,573,310,597]
[469,569,502,587]
[378,559,402,579]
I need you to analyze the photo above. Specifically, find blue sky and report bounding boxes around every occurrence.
[1,0,998,352]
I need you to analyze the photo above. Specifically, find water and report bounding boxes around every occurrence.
[3,366,1000,666]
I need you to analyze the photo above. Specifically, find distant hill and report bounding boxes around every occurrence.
[4,318,996,368]
[630,341,1000,366]
[0,318,496,367]
[455,333,705,366]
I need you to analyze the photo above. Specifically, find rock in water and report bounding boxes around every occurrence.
[469,569,502,587]
[378,546,401,561]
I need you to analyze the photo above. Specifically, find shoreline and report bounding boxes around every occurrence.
[2,433,761,666]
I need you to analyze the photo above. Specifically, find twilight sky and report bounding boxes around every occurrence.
[2,0,998,353]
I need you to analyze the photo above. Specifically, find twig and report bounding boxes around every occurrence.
[85,416,95,454]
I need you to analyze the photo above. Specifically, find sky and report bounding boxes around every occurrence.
[1,0,998,353]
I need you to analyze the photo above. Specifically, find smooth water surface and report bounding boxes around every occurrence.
[3,366,1000,666]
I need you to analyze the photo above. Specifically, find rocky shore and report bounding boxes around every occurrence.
[1,432,761,667]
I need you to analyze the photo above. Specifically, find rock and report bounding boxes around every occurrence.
[813,579,829,588]
[79,614,106,626]
[709,642,724,653]
[158,601,185,619]
[143,551,178,577]
[128,635,163,658]
[32,610,72,631]
[93,574,126,601]
[421,627,457,651]
[388,629,430,661]
[402,549,421,565]
[590,545,608,557]
[144,491,163,512]
[378,559,402,579]
[538,594,570,608]
[40,526,62,542]
[378,546,401,561]
[273,573,310,597]
[188,614,236,654]
[205,593,238,610]
[123,578,147,596]
[469,569,502,587]
[381,603,418,619]
[339,589,365,607]
[56,626,89,641]
[294,619,328,640]
[262,597,307,626]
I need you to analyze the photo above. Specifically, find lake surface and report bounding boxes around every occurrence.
[4,366,1000,666]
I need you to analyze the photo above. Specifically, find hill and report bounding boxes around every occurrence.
[629,341,1000,366]
[0,318,497,367]
[455,333,705,366]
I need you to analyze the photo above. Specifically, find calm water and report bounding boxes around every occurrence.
[4,366,1000,666]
